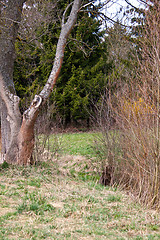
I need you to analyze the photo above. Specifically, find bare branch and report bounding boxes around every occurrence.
[67,37,96,56]
[62,2,73,27]
[124,0,140,10]
[79,1,95,11]
[137,0,151,7]
[98,11,130,28]
[38,0,81,100]
[0,17,21,24]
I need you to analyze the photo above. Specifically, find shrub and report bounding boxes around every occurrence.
[96,1,160,209]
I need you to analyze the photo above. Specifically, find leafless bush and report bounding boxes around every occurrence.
[33,102,63,163]
[92,90,122,186]
[96,1,160,209]
[119,1,160,208]
[115,91,160,207]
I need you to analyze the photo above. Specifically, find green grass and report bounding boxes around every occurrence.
[0,132,160,239]
[49,132,97,157]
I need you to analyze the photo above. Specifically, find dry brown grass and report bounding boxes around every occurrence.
[0,154,160,239]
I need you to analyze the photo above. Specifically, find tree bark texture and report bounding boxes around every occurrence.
[0,0,81,165]
[0,0,25,162]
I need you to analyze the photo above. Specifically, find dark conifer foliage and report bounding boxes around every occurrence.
[13,0,113,125]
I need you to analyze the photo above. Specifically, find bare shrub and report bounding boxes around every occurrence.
[33,102,63,163]
[92,90,122,186]
[115,92,160,208]
[96,1,160,209]
[117,1,160,208]
[96,85,160,208]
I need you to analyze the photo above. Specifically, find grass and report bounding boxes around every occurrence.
[49,132,97,157]
[0,132,160,239]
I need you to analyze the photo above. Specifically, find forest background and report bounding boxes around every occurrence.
[13,0,140,129]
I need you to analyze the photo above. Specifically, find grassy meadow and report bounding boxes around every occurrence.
[0,132,160,239]
[48,132,97,157]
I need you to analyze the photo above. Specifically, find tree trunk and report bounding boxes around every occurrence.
[0,0,81,165]
[0,0,25,163]
[1,101,11,160]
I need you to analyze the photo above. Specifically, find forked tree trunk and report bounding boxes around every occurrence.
[0,0,81,165]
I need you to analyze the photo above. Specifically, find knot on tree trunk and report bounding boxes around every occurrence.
[24,95,42,121]
[32,95,42,108]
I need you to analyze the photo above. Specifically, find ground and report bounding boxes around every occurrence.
[0,132,160,239]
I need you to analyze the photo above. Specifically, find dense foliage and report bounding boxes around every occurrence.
[13,1,110,126]
[13,0,137,127]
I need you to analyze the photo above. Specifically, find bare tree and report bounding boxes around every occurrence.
[0,0,81,165]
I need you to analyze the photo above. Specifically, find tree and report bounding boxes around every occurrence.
[53,13,108,126]
[13,3,107,126]
[0,0,81,165]
[13,0,143,128]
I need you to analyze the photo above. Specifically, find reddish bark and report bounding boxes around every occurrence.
[17,122,35,165]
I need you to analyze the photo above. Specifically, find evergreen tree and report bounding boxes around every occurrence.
[13,0,113,126]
